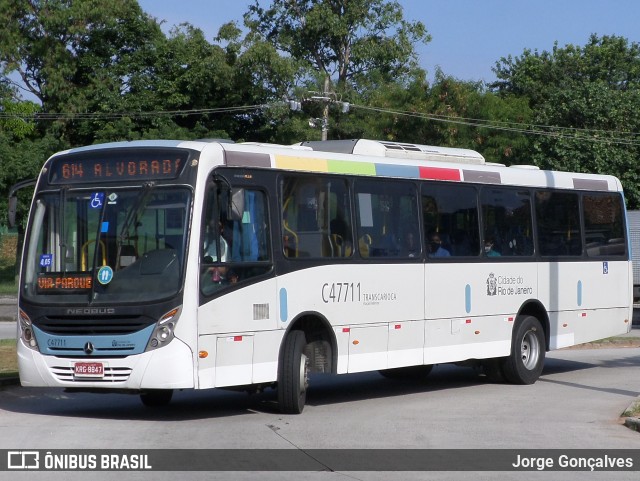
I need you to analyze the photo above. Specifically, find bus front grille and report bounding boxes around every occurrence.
[50,365,132,383]
[36,316,154,336]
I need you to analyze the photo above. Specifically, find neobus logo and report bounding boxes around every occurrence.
[66,308,116,315]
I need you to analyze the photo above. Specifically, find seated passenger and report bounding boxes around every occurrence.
[203,221,237,286]
[428,233,450,257]
[484,237,501,257]
[403,230,420,258]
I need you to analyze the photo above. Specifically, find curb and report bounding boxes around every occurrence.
[622,399,640,433]
[624,417,640,432]
[0,376,19,387]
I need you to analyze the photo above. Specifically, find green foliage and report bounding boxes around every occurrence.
[244,0,430,93]
[0,3,638,212]
[493,35,640,207]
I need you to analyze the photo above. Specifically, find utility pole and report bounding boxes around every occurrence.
[287,77,349,141]
[321,76,330,141]
[301,91,349,140]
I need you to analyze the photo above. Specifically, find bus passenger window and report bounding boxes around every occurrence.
[354,179,419,259]
[481,188,533,258]
[422,183,480,258]
[281,175,352,258]
[535,191,582,256]
[583,193,626,257]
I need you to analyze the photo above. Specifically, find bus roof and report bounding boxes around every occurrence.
[48,138,623,193]
[221,140,623,193]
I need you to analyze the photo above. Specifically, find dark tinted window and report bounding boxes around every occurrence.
[481,188,533,257]
[422,183,480,257]
[535,191,582,256]
[355,179,420,258]
[583,193,626,257]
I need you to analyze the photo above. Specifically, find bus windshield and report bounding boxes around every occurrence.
[22,186,191,304]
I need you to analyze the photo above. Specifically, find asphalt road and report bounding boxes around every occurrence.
[1,347,639,480]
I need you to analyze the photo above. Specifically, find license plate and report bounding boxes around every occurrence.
[74,362,104,378]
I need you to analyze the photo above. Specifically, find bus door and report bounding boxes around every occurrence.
[196,178,275,388]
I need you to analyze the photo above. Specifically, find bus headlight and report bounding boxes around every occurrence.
[145,306,181,352]
[19,309,39,351]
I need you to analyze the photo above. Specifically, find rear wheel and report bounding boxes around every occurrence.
[502,315,545,384]
[140,389,173,407]
[379,365,433,380]
[278,330,309,414]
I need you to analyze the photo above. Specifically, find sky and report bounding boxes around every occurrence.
[137,0,640,84]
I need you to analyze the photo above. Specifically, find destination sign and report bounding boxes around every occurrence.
[49,149,190,184]
[37,273,93,293]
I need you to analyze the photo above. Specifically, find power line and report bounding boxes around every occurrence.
[3,100,640,147]
[0,104,268,121]
[351,104,640,147]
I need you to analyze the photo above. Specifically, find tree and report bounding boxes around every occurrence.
[244,0,430,140]
[0,0,167,145]
[492,35,640,207]
[246,0,430,89]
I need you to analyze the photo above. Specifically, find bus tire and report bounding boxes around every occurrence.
[502,315,545,385]
[379,365,433,380]
[278,330,309,414]
[140,389,173,407]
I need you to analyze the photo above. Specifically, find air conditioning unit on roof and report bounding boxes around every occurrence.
[298,139,485,165]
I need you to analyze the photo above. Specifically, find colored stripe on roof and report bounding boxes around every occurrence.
[276,154,329,172]
[276,153,468,181]
[329,159,376,175]
[419,166,461,181]
[375,164,421,178]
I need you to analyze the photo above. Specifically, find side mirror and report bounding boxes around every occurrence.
[8,178,37,228]
[8,195,17,228]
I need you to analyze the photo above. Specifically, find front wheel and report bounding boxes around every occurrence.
[278,330,309,414]
[502,315,545,384]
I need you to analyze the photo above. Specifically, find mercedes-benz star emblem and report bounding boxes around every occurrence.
[83,342,95,355]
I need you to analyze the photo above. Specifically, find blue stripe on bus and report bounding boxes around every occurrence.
[577,280,583,307]
[374,163,421,178]
[279,288,288,322]
[33,324,155,357]
[465,284,471,313]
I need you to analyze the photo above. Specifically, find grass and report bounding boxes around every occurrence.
[0,339,18,378]
[623,401,640,418]
[0,257,18,296]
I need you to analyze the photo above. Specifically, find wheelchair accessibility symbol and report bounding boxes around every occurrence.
[97,266,114,285]
[90,192,104,209]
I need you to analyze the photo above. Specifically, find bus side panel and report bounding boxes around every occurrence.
[214,334,254,387]
[424,262,537,363]
[346,323,388,373]
[197,279,279,388]
[199,331,283,388]
[252,329,285,384]
[387,320,425,369]
[424,317,512,365]
[197,279,279,335]
[277,264,424,373]
[540,260,631,349]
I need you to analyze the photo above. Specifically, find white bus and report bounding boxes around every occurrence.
[11,138,632,413]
